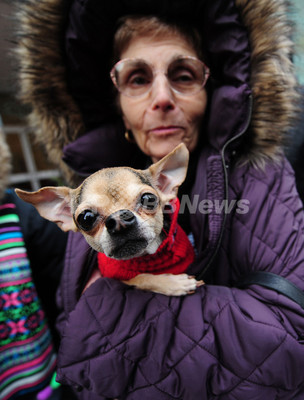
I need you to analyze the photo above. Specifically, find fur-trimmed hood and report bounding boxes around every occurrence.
[13,0,298,185]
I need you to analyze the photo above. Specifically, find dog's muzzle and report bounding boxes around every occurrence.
[105,209,136,234]
[105,210,148,259]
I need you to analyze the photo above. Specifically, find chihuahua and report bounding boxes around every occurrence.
[15,143,203,296]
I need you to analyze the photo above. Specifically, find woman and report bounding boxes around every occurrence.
[14,0,304,399]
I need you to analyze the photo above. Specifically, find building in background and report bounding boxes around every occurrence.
[0,1,62,190]
[292,0,304,85]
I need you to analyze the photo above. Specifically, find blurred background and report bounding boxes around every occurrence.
[293,0,304,85]
[0,0,303,191]
[0,0,62,191]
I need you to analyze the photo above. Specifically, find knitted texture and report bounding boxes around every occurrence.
[0,203,56,400]
[98,199,195,280]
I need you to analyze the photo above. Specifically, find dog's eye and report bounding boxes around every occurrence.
[76,210,99,231]
[140,193,158,210]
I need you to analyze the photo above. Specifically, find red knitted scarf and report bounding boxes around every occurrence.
[97,199,195,280]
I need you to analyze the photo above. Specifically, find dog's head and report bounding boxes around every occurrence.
[16,144,189,259]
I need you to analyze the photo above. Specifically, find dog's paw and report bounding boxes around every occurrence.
[163,274,204,296]
[125,273,204,296]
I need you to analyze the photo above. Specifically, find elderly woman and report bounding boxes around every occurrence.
[14,0,304,399]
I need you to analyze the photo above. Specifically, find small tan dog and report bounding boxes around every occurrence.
[16,143,203,295]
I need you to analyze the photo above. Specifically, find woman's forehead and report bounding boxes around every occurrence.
[120,35,199,61]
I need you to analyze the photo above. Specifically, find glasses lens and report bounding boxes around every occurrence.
[168,58,208,94]
[111,57,209,97]
[113,60,153,97]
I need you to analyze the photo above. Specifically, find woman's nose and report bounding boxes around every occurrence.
[150,75,175,111]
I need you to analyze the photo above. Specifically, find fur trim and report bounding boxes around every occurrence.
[13,0,299,181]
[13,0,84,185]
[235,0,299,168]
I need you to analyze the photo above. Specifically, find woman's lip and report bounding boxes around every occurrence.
[148,126,184,135]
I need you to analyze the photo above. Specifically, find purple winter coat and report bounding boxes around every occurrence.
[14,0,304,398]
[55,156,304,400]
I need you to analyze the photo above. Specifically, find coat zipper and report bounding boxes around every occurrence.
[197,94,253,281]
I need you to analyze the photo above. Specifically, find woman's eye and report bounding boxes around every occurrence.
[171,68,195,83]
[76,210,99,231]
[140,193,158,210]
[128,72,150,87]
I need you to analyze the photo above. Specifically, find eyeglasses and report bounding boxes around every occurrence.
[110,56,210,97]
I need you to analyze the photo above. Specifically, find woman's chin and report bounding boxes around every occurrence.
[148,139,186,162]
[150,145,180,161]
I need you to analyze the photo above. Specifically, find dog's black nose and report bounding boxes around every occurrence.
[105,209,136,234]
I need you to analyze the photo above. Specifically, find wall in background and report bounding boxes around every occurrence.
[291,0,304,85]
[0,1,16,94]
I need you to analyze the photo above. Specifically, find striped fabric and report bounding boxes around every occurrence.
[0,203,56,399]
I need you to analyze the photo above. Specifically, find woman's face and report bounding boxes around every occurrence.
[118,36,208,162]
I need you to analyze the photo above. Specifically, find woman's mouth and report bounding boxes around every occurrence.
[148,126,184,135]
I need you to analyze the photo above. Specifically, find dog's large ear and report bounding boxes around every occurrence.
[15,187,77,232]
[148,143,189,199]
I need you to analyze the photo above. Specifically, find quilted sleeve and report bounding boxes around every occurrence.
[227,157,304,289]
[56,277,304,400]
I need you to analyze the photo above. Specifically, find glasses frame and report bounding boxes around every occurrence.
[110,55,210,98]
